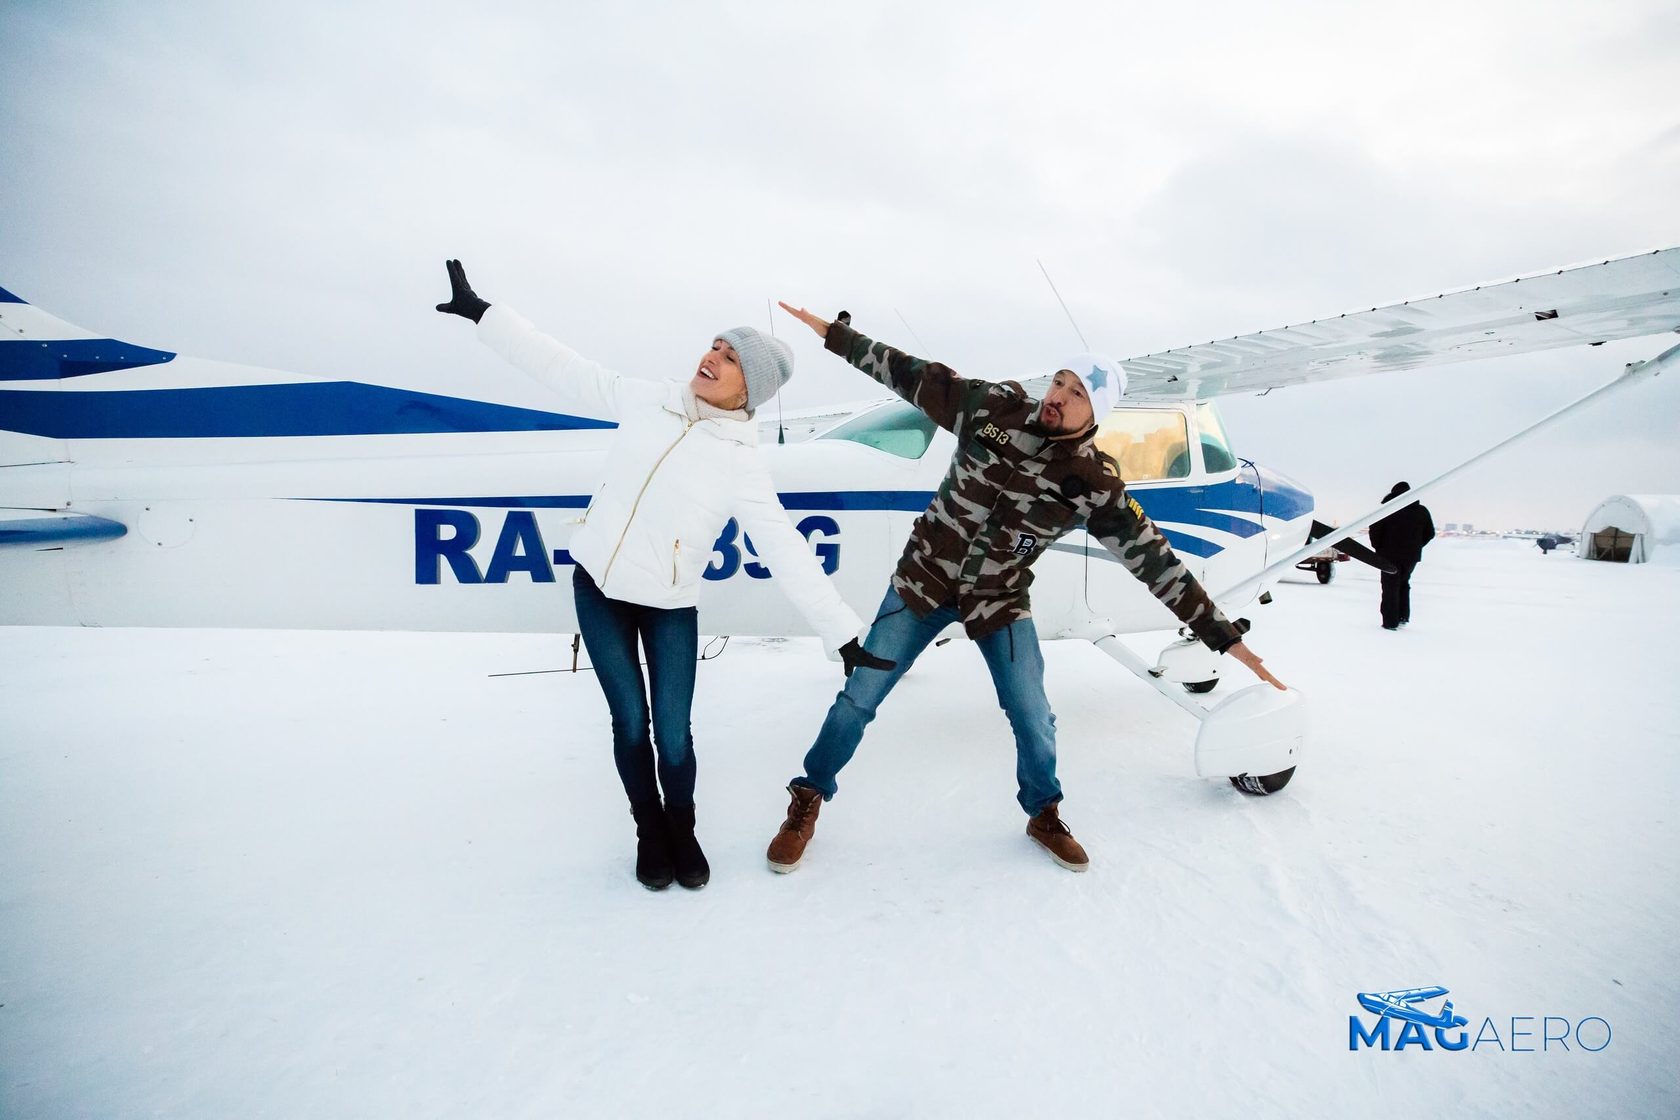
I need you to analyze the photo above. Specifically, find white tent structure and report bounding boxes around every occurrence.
[1577,494,1680,563]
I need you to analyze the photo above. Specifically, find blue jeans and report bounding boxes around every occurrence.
[794,584,1062,815]
[572,565,699,808]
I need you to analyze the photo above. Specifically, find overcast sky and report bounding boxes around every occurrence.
[3,0,1676,529]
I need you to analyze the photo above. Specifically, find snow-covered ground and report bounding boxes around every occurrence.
[2,539,1675,1119]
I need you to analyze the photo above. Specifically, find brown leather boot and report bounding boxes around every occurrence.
[766,784,823,873]
[1027,803,1089,872]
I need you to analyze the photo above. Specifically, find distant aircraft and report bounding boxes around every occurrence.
[1356,987,1470,1030]
[3,249,1678,797]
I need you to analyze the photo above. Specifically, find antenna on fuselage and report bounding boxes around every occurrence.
[1036,258,1091,351]
[895,308,932,355]
[767,298,786,445]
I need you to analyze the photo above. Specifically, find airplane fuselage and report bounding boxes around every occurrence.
[0,391,1315,638]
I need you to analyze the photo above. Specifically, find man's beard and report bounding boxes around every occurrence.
[1028,402,1071,436]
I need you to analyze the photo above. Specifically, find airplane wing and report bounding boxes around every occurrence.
[1022,247,1680,401]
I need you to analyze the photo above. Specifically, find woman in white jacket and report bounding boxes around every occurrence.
[437,261,892,891]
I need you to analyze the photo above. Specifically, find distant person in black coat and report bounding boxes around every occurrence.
[1367,481,1435,630]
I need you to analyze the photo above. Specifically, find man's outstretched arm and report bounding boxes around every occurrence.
[1087,488,1287,689]
[778,302,982,433]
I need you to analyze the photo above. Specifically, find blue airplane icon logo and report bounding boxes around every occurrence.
[1355,986,1469,1030]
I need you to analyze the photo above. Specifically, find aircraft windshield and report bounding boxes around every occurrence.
[1196,402,1238,474]
[1093,409,1192,481]
[819,401,937,459]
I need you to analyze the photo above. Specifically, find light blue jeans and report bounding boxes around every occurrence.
[794,584,1062,815]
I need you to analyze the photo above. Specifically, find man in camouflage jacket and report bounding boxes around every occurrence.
[766,303,1285,873]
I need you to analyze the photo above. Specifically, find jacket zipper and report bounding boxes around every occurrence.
[671,540,681,585]
[601,420,696,586]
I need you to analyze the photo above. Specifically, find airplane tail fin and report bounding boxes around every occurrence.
[0,284,177,376]
[0,284,179,467]
[1,282,595,457]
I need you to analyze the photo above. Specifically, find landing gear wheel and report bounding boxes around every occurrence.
[1183,678,1219,694]
[1229,768,1295,796]
[1315,560,1334,584]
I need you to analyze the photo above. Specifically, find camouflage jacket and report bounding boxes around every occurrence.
[825,323,1242,651]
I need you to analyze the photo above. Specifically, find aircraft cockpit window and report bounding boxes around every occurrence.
[1196,402,1238,474]
[819,401,938,459]
[1093,409,1192,481]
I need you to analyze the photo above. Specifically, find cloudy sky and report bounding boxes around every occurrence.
[3,0,1676,529]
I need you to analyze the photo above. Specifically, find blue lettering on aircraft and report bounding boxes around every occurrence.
[801,516,841,575]
[415,509,482,585]
[706,515,842,581]
[706,518,748,581]
[740,528,770,580]
[483,510,555,583]
[415,510,842,586]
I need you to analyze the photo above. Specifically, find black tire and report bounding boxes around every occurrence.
[1315,560,1334,584]
[1182,678,1219,694]
[1229,768,1295,796]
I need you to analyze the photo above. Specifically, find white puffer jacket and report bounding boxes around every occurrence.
[478,305,863,652]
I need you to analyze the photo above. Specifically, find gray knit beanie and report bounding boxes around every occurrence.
[716,326,794,412]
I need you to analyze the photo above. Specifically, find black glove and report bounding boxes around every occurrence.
[840,638,896,678]
[435,258,489,323]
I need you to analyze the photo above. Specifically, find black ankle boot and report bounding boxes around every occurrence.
[630,801,674,890]
[664,803,710,889]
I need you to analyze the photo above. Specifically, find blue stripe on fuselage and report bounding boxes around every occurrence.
[307,490,941,512]
[317,495,594,508]
[321,475,1286,561]
[1251,462,1315,522]
[1128,467,1314,557]
[1128,475,1266,535]
[1155,530,1221,558]
[0,514,128,546]
[0,383,616,438]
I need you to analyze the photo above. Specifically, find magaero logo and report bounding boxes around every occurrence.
[1349,986,1612,1053]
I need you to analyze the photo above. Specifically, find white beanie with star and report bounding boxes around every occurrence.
[1059,353,1125,422]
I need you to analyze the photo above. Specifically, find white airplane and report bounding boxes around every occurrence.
[3,249,1677,795]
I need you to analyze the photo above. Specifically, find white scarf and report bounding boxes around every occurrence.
[681,385,752,424]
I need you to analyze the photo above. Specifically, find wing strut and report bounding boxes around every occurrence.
[1215,340,1680,603]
